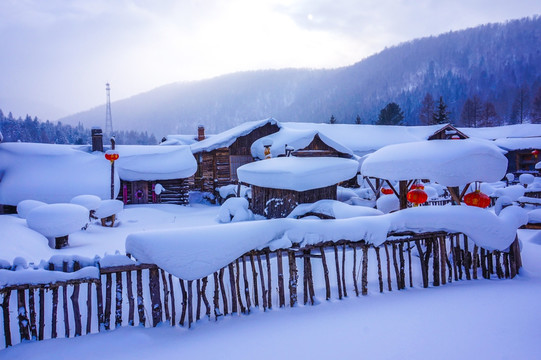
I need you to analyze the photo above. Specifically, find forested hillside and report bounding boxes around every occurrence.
[53,16,541,137]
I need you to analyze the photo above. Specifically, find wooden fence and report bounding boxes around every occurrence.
[0,232,522,349]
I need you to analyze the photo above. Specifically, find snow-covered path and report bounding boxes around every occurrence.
[3,230,541,359]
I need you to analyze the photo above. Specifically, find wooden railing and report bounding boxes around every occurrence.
[0,232,522,349]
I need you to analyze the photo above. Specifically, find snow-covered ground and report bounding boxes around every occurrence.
[1,204,541,359]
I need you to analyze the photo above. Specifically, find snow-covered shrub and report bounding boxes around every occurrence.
[26,203,89,248]
[519,173,535,187]
[376,195,399,214]
[493,185,526,201]
[218,197,254,223]
[217,184,251,203]
[70,195,101,211]
[17,199,46,219]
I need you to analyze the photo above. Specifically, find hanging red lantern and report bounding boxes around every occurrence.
[105,150,119,163]
[407,188,428,206]
[463,190,491,208]
[532,149,539,159]
[381,187,393,195]
[410,183,424,191]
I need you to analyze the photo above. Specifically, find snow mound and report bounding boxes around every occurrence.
[519,173,535,186]
[288,200,383,219]
[17,199,46,219]
[493,185,525,201]
[377,195,399,214]
[26,203,89,238]
[95,199,124,219]
[70,195,102,211]
[218,197,254,223]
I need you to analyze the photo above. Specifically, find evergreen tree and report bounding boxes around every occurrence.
[419,93,435,125]
[355,114,361,124]
[329,115,336,124]
[433,96,450,124]
[376,102,404,125]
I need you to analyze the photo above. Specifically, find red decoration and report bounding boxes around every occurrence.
[532,149,539,158]
[407,189,428,206]
[410,183,425,191]
[105,150,119,163]
[381,187,393,195]
[463,190,490,208]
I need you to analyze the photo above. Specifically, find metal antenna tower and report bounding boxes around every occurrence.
[105,83,113,136]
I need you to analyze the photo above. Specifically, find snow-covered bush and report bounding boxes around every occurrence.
[17,199,46,219]
[95,199,124,227]
[376,195,399,214]
[217,185,251,203]
[70,195,101,211]
[519,173,535,187]
[493,185,526,201]
[218,197,254,223]
[26,203,89,248]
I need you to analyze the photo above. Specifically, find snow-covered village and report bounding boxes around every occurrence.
[2,2,541,360]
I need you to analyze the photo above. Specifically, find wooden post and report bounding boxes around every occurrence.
[266,251,272,309]
[415,240,428,288]
[399,242,406,289]
[250,253,259,308]
[384,243,392,291]
[361,245,369,295]
[391,243,400,290]
[126,271,135,326]
[28,287,38,340]
[352,245,359,296]
[169,274,176,324]
[399,180,408,209]
[235,259,245,313]
[71,283,82,336]
[62,284,70,338]
[472,245,479,280]
[18,289,30,341]
[39,287,45,340]
[2,289,12,347]
[288,250,298,307]
[432,238,440,287]
[148,267,162,327]
[481,248,488,279]
[277,250,285,308]
[136,270,146,326]
[341,244,348,297]
[408,241,414,288]
[160,270,171,324]
[439,236,447,285]
[375,246,384,293]
[219,268,228,315]
[115,272,123,328]
[242,255,252,312]
[334,245,343,299]
[201,277,211,319]
[495,251,504,279]
[196,279,202,320]
[257,253,267,310]
[213,272,221,319]
[179,279,187,326]
[228,263,238,313]
[320,246,331,300]
[187,280,193,328]
[51,286,59,338]
[85,283,92,334]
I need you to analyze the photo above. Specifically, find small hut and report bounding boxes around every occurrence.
[493,137,541,175]
[428,124,469,140]
[237,157,359,218]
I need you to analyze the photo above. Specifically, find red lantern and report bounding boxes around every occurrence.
[105,150,119,163]
[381,187,393,195]
[410,183,424,191]
[407,189,428,206]
[532,149,539,159]
[463,190,490,208]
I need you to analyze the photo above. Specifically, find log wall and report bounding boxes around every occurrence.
[0,232,522,349]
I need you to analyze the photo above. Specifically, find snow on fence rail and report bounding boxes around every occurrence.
[0,232,522,349]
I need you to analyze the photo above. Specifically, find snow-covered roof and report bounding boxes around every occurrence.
[492,137,541,151]
[191,118,279,153]
[251,128,353,159]
[0,142,118,205]
[237,157,359,191]
[160,134,199,146]
[361,139,508,186]
[458,124,541,140]
[115,145,197,181]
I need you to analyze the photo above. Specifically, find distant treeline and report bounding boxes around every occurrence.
[0,109,157,145]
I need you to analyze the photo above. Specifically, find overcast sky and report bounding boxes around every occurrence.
[0,0,540,120]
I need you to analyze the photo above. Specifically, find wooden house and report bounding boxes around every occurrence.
[237,157,359,218]
[427,124,469,140]
[492,137,541,174]
[190,119,280,195]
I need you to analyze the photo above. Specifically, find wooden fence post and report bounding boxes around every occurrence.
[148,267,162,327]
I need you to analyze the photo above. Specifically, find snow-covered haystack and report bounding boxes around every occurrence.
[218,197,254,223]
[26,203,89,249]
[70,195,101,211]
[17,199,46,219]
[95,199,124,227]
[288,200,383,219]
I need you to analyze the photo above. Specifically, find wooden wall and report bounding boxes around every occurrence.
[118,179,190,205]
[251,184,337,218]
[292,134,350,158]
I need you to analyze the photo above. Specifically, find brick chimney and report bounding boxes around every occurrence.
[91,127,104,152]
[197,125,205,141]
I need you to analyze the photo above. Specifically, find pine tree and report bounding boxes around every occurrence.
[376,102,404,125]
[419,93,435,125]
[433,96,450,124]
[329,115,336,124]
[355,114,361,124]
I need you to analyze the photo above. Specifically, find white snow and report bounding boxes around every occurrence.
[237,157,359,191]
[493,184,526,201]
[217,197,254,223]
[519,173,535,186]
[376,194,400,213]
[0,143,118,205]
[361,139,508,186]
[0,267,99,287]
[287,200,383,219]
[70,195,102,211]
[26,203,89,238]
[17,200,46,219]
[94,199,124,219]
[114,145,196,181]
